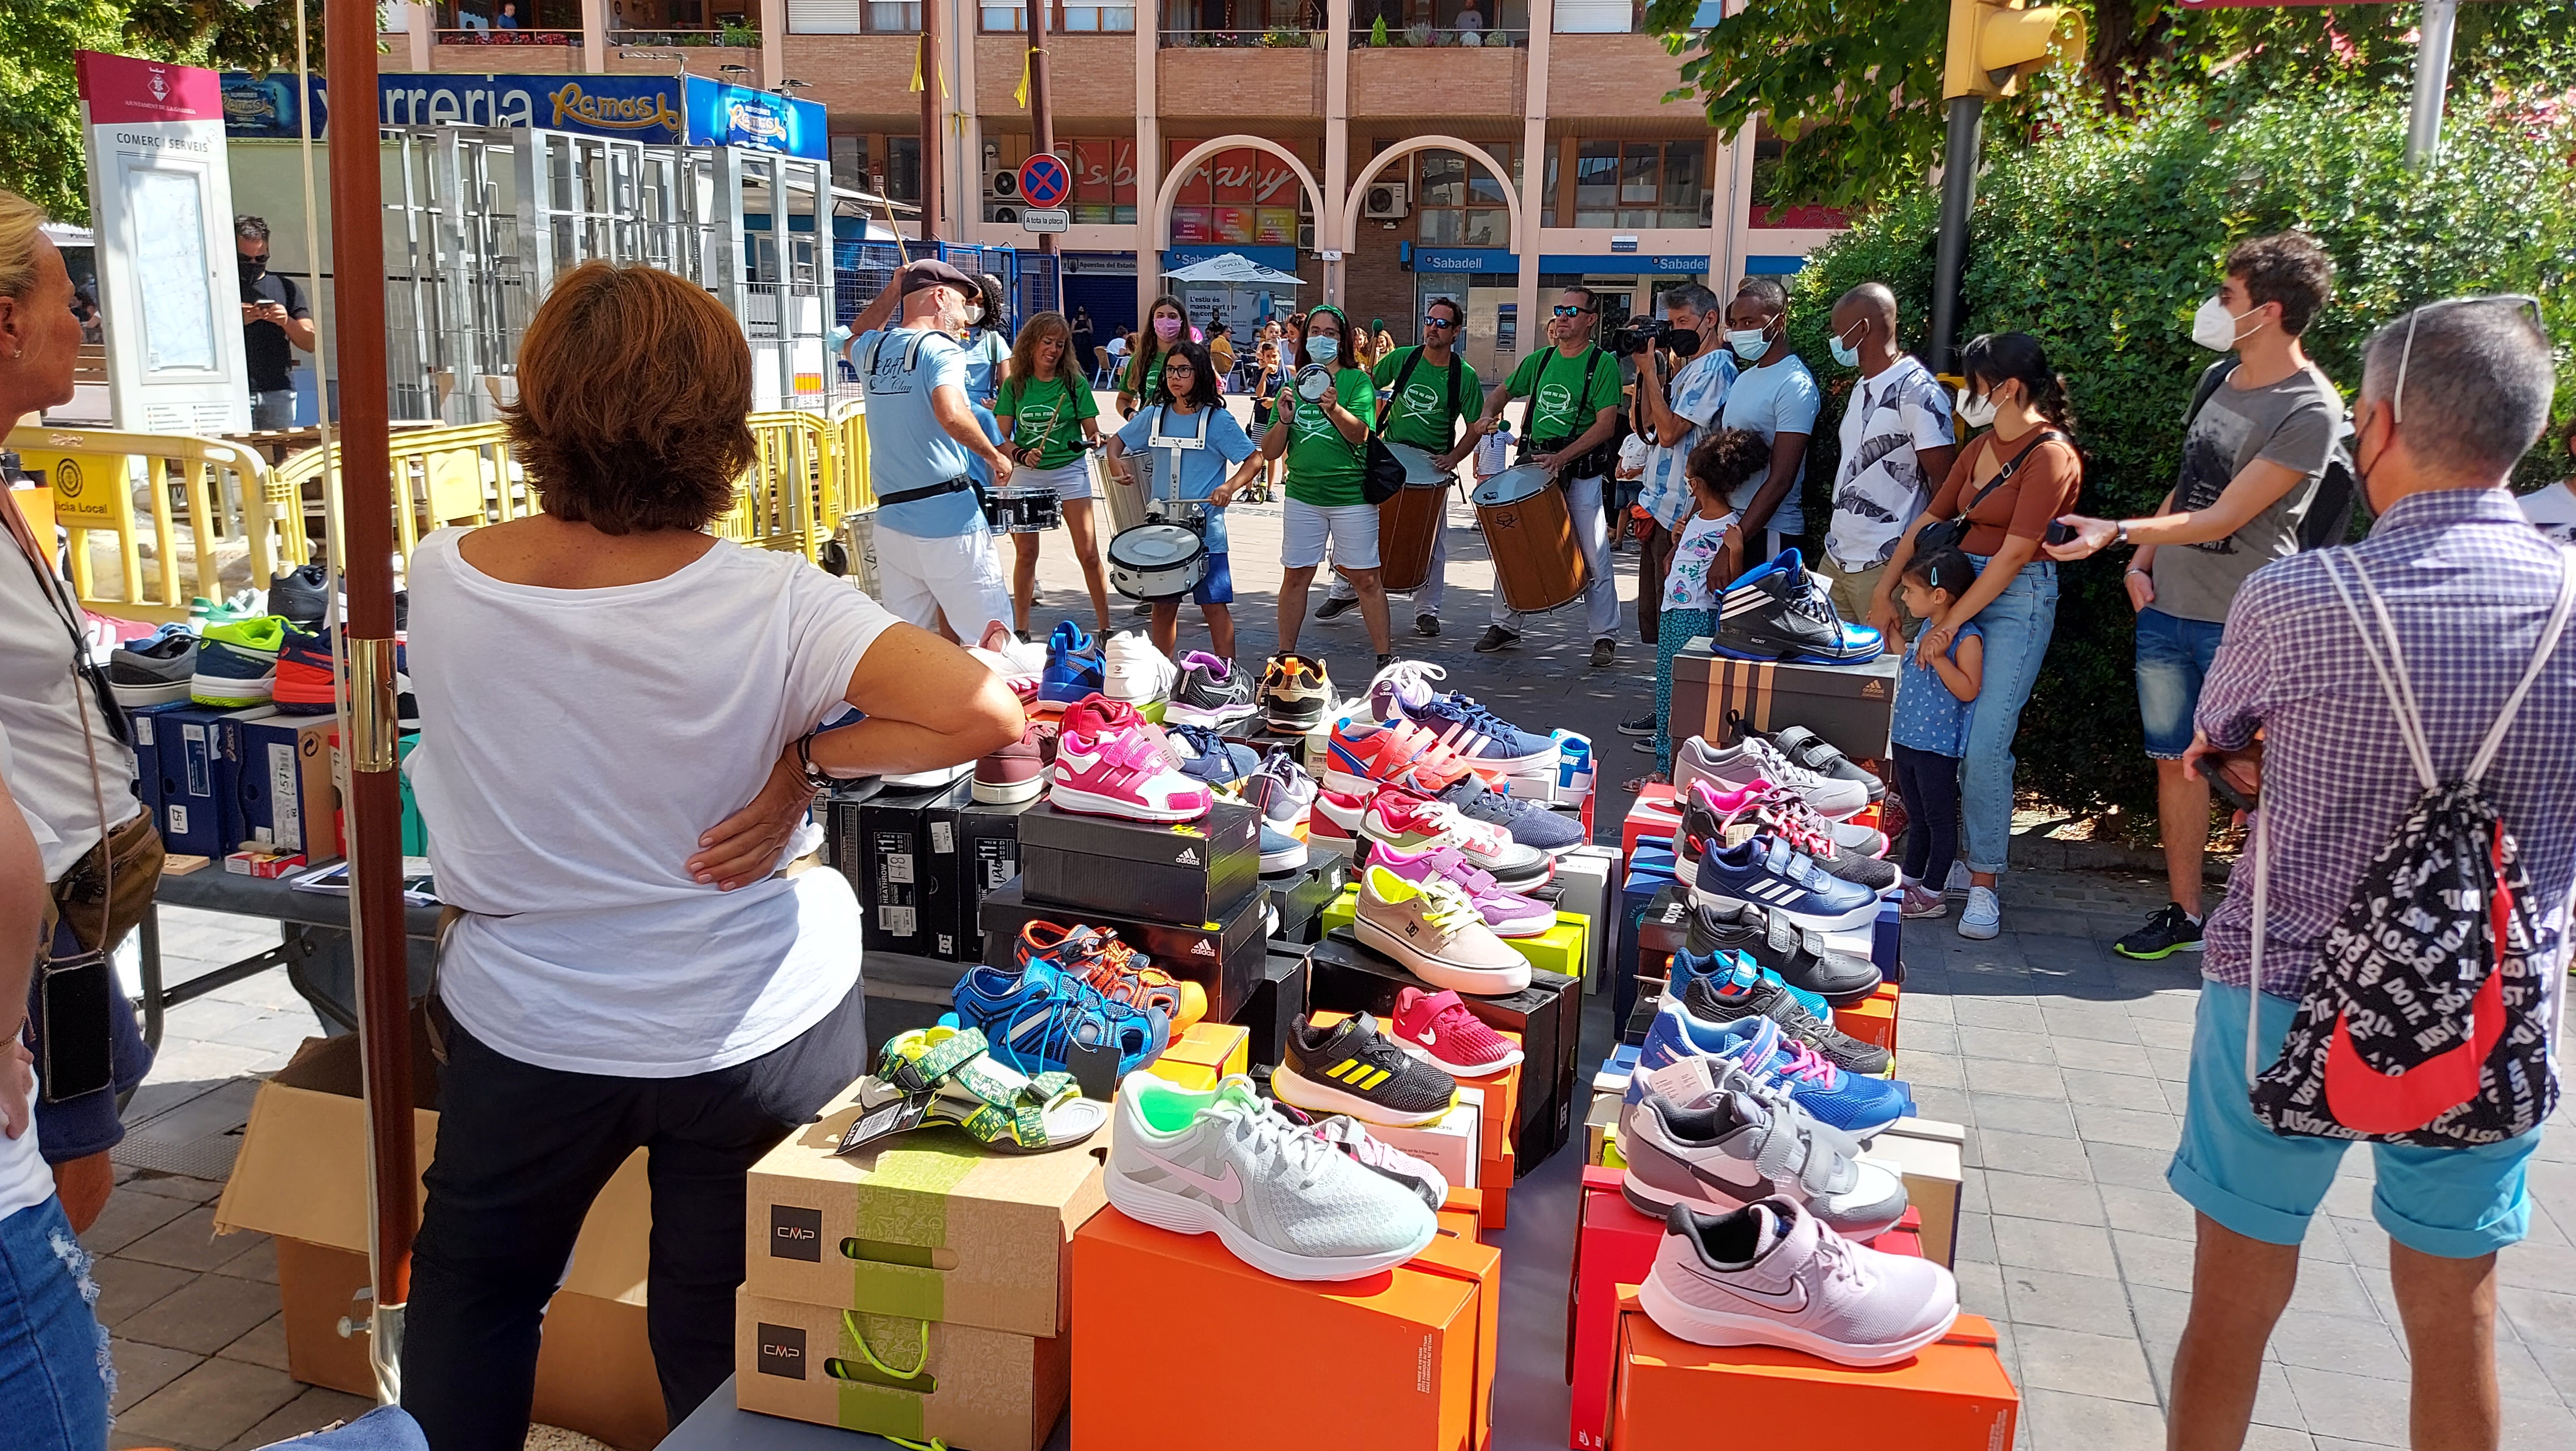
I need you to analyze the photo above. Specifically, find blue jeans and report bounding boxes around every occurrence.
[1960,554,2058,874]
[2133,606,2227,760]
[0,1196,112,1451]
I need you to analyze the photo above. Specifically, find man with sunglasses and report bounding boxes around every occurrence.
[1315,295,1482,637]
[1470,288,1627,667]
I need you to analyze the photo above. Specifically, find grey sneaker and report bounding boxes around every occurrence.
[1673,734,1870,820]
[1619,1055,1907,1236]
[1957,884,2001,940]
[1639,1196,1959,1366]
[1589,637,1616,668]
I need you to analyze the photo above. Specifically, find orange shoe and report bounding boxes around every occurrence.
[1016,921,1207,1029]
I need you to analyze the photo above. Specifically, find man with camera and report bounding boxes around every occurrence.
[1470,288,1626,668]
[1626,284,1735,659]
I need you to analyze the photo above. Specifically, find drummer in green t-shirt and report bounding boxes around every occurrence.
[1258,303,1390,670]
[1467,286,1628,668]
[995,310,1110,635]
[1314,295,1482,640]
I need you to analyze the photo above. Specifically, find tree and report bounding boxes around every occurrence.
[1642,0,2576,208]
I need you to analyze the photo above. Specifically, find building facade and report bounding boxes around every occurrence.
[391,0,1841,369]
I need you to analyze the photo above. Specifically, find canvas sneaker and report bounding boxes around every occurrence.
[1354,862,1533,997]
[1619,1055,1908,1236]
[1051,724,1213,822]
[1017,920,1204,1029]
[1681,951,1891,1076]
[1367,842,1554,937]
[1257,654,1334,733]
[974,718,1056,804]
[1039,621,1106,705]
[1638,1197,1958,1366]
[952,956,1169,1080]
[1166,651,1258,726]
[1106,1073,1438,1281]
[1634,1001,1914,1138]
[1684,901,1881,1007]
[1322,718,1474,798]
[1366,661,1561,775]
[1689,834,1882,933]
[1673,734,1870,821]
[1272,1012,1460,1128]
[1683,780,1897,893]
[1102,631,1179,703]
[1361,790,1549,887]
[192,616,285,707]
[109,625,196,708]
[1958,884,2002,941]
[1257,819,1308,873]
[1389,985,1523,1076]
[1431,771,1586,857]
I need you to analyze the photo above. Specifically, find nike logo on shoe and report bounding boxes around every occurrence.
[1140,1149,1244,1204]
[1700,1273,1808,1310]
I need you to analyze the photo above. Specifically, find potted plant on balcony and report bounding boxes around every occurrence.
[1260,25,1306,46]
[1369,14,1390,45]
[1404,20,1432,46]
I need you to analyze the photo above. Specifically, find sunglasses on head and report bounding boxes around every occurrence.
[2389,294,2547,425]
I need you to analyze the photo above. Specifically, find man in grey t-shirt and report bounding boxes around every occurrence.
[2050,232,2343,962]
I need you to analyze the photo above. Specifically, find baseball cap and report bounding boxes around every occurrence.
[899,259,974,298]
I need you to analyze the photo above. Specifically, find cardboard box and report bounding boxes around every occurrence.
[978,878,1271,1025]
[1671,642,1901,766]
[1071,1209,1498,1451]
[1611,1296,2017,1450]
[124,700,194,827]
[1319,888,1590,982]
[927,796,1038,965]
[733,1292,1066,1451]
[1017,798,1260,925]
[1367,1092,1481,1191]
[1614,859,1677,1031]
[741,1080,1105,1337]
[1570,1167,1664,1450]
[1585,1088,1623,1167]
[1233,947,1312,1071]
[1264,854,1350,946]
[212,1019,665,1450]
[1551,845,1620,987]
[840,781,973,958]
[148,703,276,856]
[1145,1021,1250,1091]
[1836,983,1900,1053]
[1862,1119,1967,1268]
[1873,890,1905,982]
[235,714,340,859]
[1621,786,1681,869]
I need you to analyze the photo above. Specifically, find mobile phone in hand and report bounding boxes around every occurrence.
[2208,771,2257,816]
[2044,520,2077,547]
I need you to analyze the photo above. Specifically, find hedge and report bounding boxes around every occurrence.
[1778,91,2576,819]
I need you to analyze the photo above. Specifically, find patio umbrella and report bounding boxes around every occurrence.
[1161,251,1307,287]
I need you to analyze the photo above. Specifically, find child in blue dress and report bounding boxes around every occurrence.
[1891,547,1985,919]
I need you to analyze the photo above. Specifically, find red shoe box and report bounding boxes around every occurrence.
[1834,983,1901,1054]
[1621,787,1680,874]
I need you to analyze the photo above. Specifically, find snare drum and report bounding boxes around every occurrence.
[1472,462,1587,613]
[1108,522,1210,601]
[1376,442,1453,594]
[983,482,1064,534]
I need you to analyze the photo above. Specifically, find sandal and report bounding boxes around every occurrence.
[1018,922,1207,1029]
[874,1026,1108,1153]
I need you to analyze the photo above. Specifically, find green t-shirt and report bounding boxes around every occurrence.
[1370,347,1482,454]
[1504,344,1622,446]
[1282,368,1378,508]
[1122,350,1165,403]
[994,373,1100,470]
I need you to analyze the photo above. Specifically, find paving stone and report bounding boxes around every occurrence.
[120,1173,229,1207]
[1905,1083,1972,1127]
[212,1233,278,1284]
[119,1205,243,1273]
[2058,1039,2160,1077]
[116,1356,305,1449]
[2087,1141,2178,1191]
[2501,1286,2576,1348]
[214,1312,292,1373]
[2061,1067,2171,1110]
[1965,1058,2067,1101]
[109,1337,198,1414]
[208,1010,327,1053]
[2269,1309,2409,1380]
[2072,1102,2182,1152]
[2016,1325,2162,1404]
[2254,1361,2311,1431]
[221,1387,381,1451]
[117,1268,285,1356]
[1896,1051,1965,1090]
[2099,1182,2199,1240]
[1954,1210,1997,1264]
[1895,990,1954,1025]
[1898,1019,1960,1055]
[2503,1398,2576,1451]
[2490,1337,2564,1409]
[1952,997,2048,1033]
[2241,1429,2320,1451]
[1953,1257,2008,1319]
[2110,1228,2198,1293]
[89,1255,199,1328]
[2039,1005,2144,1045]
[2001,1266,2136,1337]
[76,1185,194,1256]
[2020,1387,2167,1450]
[1968,1090,2077,1138]
[1975,1127,2095,1181]
[2286,1260,2384,1321]
[1983,1170,2107,1226]
[1994,1216,2123,1278]
[2285,1364,2416,1444]
[1957,1024,2058,1064]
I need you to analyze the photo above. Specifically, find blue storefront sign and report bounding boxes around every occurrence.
[221,72,824,160]
[1403,243,1790,277]
[219,72,329,139]
[680,76,826,162]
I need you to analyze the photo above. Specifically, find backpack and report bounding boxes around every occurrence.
[2183,357,2358,551]
[2243,549,2576,1146]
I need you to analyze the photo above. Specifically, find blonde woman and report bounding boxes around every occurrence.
[995,310,1110,635]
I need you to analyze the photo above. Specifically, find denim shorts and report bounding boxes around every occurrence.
[2134,606,2227,759]
[2167,981,2541,1259]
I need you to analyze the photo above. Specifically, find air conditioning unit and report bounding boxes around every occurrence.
[1363,183,1410,220]
[988,203,1022,225]
[989,169,1020,199]
[1298,222,1316,252]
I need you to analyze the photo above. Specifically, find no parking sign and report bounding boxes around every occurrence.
[1017,153,1071,210]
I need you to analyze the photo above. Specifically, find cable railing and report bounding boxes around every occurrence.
[434,27,583,45]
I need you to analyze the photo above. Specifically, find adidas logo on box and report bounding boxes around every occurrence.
[1175,846,1201,865]
[1191,939,1216,956]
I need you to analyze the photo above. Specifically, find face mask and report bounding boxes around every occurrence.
[240,256,267,285]
[1828,322,1863,369]
[1666,328,1702,359]
[1306,335,1339,366]
[2192,295,2261,352]
[1955,387,1998,430]
[1154,316,1183,342]
[1726,328,1772,363]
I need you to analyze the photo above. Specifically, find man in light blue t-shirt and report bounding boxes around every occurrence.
[1717,277,1822,580]
[845,259,1016,639]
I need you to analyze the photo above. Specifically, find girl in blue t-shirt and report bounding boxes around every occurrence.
[1105,340,1266,662]
[1891,547,1985,920]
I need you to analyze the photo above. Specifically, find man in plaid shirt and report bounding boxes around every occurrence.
[2165,299,2572,1451]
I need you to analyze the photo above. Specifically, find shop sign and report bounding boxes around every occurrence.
[680,76,827,162]
[222,72,823,159]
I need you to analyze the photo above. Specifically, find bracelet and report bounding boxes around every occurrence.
[793,733,832,793]
[2125,568,2150,579]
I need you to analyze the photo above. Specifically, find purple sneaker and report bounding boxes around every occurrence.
[1367,841,1556,938]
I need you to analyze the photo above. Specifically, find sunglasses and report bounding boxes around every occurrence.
[2389,294,2547,425]
[1422,314,1458,329]
[1552,305,1594,318]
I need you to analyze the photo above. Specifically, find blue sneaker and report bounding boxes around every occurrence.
[1367,661,1561,773]
[952,955,1169,1079]
[1689,834,1881,932]
[1039,621,1105,705]
[1633,999,1913,1137]
[1257,819,1307,873]
[192,616,284,707]
[1166,724,1261,786]
[1432,772,1587,856]
[1666,946,1831,1021]
[1713,549,1883,665]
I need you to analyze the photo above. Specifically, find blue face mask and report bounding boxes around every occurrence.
[1726,328,1772,363]
[1828,323,1863,369]
[1307,335,1339,366]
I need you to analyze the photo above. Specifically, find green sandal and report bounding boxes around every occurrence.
[874,1026,1108,1153]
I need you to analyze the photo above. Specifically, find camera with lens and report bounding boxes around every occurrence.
[1610,317,1671,358]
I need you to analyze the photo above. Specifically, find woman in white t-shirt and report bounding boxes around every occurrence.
[398,261,1023,1445]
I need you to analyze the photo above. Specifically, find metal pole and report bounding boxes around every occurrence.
[1030,0,1056,259]
[920,6,945,242]
[1928,94,1983,375]
[323,0,416,1398]
[2406,0,2460,169]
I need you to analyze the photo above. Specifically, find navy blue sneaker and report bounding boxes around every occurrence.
[1688,834,1881,932]
[1166,724,1261,786]
[952,955,1168,1079]
[1633,1000,1913,1137]
[1039,621,1105,705]
[1433,772,1586,856]
[1367,661,1561,774]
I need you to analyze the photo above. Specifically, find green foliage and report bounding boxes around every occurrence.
[1370,16,1390,47]
[1778,90,2576,817]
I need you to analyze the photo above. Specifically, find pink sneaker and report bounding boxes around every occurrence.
[1390,986,1524,1076]
[1700,779,1889,858]
[1050,724,1212,822]
[1368,841,1554,937]
[1360,788,1548,883]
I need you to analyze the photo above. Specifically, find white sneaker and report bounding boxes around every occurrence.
[1638,1197,1959,1367]
[1957,884,2000,940]
[1102,631,1178,703]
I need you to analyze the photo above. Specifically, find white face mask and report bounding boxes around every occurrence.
[1955,387,1998,430]
[2192,295,2261,352]
[1725,328,1772,363]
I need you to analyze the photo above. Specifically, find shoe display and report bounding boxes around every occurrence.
[1165,724,1261,786]
[1272,1012,1459,1128]
[1368,843,1554,937]
[1693,778,1886,857]
[1679,780,1897,894]
[1167,652,1258,727]
[1305,1111,1447,1211]
[1713,551,1884,665]
[1322,718,1475,798]
[952,956,1169,1080]
[1257,818,1308,873]
[1017,921,1205,1029]
[1958,884,2001,940]
[1242,750,1318,831]
[974,718,1056,804]
[1672,735,1870,821]
[2114,903,2204,960]
[1051,721,1212,823]
[191,616,285,707]
[1685,901,1882,1007]
[1743,719,1885,804]
[1639,1197,1958,1366]
[1688,835,1882,933]
[1366,662,1560,775]
[1105,1073,1437,1282]
[1680,951,1892,1076]
[267,564,330,630]
[973,620,1048,695]
[1039,621,1106,705]
[1389,985,1524,1076]
[1665,932,1833,1020]
[1309,787,1368,859]
[1360,790,1549,887]
[1103,631,1179,704]
[1355,863,1533,996]
[269,622,343,715]
[1635,1002,1914,1138]
[873,1025,1108,1153]
[1258,654,1334,733]
[1619,1055,1907,1235]
[1314,593,1360,622]
[1472,625,1518,654]
[109,626,196,708]
[1431,772,1588,858]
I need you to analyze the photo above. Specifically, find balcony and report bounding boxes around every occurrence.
[1546,31,1696,119]
[783,35,931,119]
[432,31,588,71]
[1157,40,1324,117]
[1346,34,1525,118]
[972,35,1137,118]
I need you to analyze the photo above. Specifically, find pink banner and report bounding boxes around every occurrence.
[75,51,224,125]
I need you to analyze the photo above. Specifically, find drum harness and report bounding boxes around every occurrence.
[1145,404,1211,532]
[862,328,977,507]
[1378,345,1465,486]
[1515,344,1622,482]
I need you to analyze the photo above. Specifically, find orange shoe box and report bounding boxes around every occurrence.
[1145,1021,1251,1092]
[1611,1297,2017,1450]
[1440,1187,1482,1240]
[1833,984,1900,1054]
[1072,1209,1499,1451]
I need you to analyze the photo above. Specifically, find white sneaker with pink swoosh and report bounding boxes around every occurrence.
[1106,1072,1438,1281]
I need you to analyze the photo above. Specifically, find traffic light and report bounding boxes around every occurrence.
[1943,0,2087,101]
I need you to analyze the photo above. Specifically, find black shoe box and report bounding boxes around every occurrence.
[1624,985,1665,1048]
[1306,928,1582,1175]
[833,780,972,958]
[809,777,885,870]
[1017,799,1260,926]
[922,796,1040,963]
[1261,855,1350,946]
[1231,945,1313,1072]
[1622,885,1696,1030]
[978,877,1272,1024]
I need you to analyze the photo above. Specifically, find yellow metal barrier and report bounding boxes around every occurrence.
[723,410,840,557]
[7,425,287,625]
[832,399,875,516]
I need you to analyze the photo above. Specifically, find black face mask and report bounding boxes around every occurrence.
[239,257,267,288]
[1666,329,1702,359]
